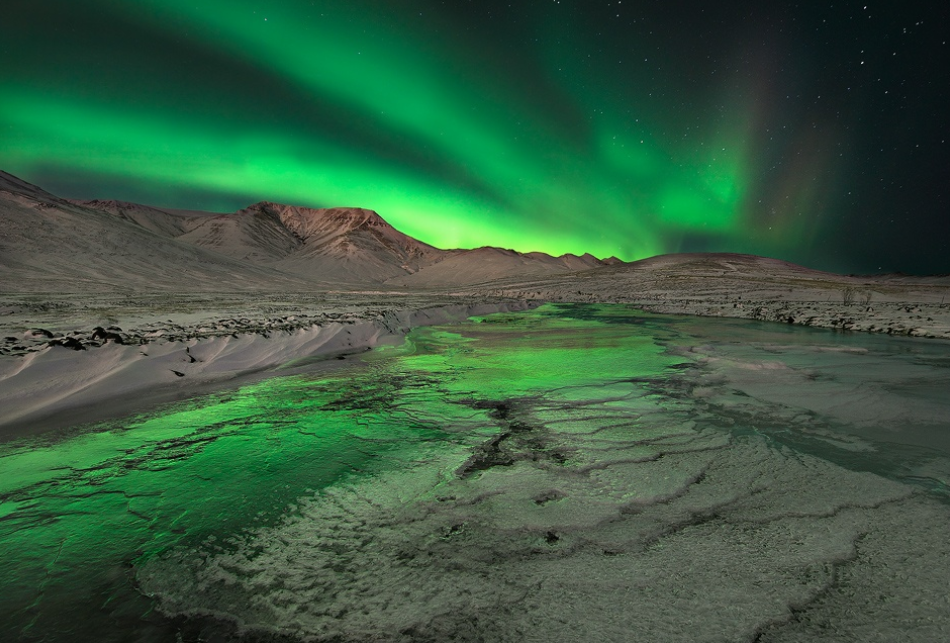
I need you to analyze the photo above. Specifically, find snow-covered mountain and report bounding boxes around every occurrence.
[0,170,621,291]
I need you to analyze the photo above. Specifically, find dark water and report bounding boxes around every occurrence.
[2,304,949,642]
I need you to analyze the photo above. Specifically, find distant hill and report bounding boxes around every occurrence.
[0,170,621,292]
[0,172,313,293]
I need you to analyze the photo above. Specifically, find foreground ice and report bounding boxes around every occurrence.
[136,305,950,642]
[2,304,948,641]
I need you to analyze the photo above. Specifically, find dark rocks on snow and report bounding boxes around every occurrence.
[49,337,86,350]
[92,326,125,344]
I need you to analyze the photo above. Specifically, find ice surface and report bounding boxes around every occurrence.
[3,304,950,641]
[136,306,950,641]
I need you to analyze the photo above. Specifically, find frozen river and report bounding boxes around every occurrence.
[2,304,949,642]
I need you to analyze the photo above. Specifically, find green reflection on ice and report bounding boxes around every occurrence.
[394,306,674,399]
[0,304,677,640]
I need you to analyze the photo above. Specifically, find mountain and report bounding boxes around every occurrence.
[0,173,312,293]
[0,170,621,291]
[74,197,622,285]
[0,171,62,203]
[69,199,450,284]
[236,202,447,282]
[387,247,612,287]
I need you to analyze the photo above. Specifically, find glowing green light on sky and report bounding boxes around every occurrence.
[0,0,823,261]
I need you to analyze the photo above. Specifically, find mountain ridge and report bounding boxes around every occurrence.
[0,170,623,290]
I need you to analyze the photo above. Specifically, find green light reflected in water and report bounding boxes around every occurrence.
[0,304,676,639]
[5,304,946,641]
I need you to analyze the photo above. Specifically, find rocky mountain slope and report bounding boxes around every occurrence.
[0,172,312,293]
[0,170,621,290]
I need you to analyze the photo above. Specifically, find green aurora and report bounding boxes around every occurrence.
[3,1,948,271]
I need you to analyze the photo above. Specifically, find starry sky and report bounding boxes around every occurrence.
[2,1,949,273]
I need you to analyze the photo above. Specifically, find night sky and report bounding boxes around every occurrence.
[3,1,949,274]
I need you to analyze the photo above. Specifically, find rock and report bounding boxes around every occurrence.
[91,326,125,344]
[49,337,86,350]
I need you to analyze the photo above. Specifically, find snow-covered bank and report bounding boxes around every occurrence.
[469,254,950,340]
[0,300,536,438]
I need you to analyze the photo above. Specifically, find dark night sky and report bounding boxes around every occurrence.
[2,1,948,273]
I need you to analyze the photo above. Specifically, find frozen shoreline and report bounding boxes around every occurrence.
[3,266,949,439]
[0,298,537,438]
[635,298,950,339]
[470,254,950,340]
